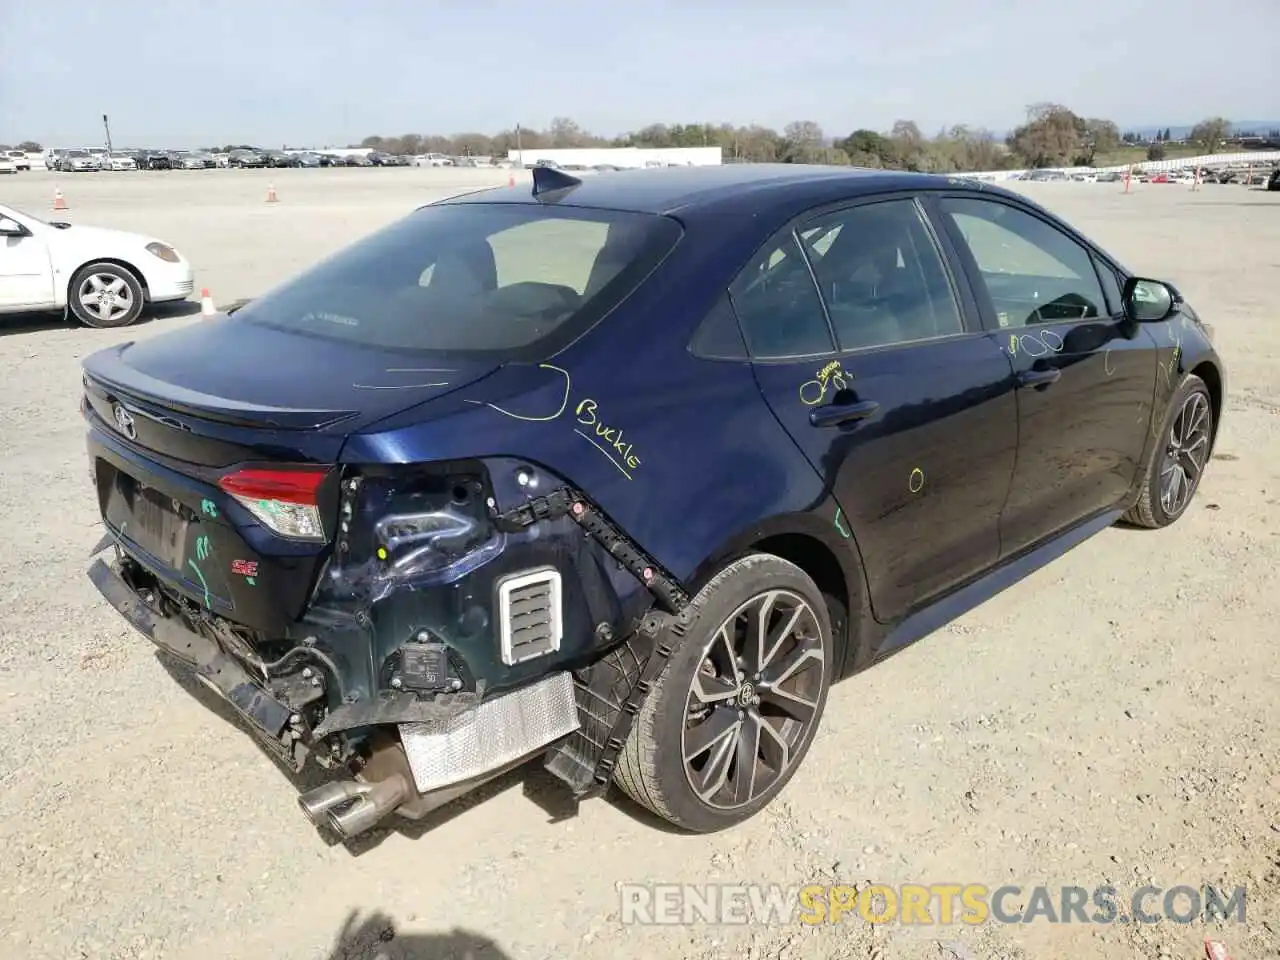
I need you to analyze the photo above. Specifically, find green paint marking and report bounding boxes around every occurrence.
[200,499,218,518]
[187,559,211,608]
[245,577,256,587]
[195,535,211,562]
[834,507,852,539]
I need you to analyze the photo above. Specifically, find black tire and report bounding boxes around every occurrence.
[614,553,834,833]
[67,261,146,329]
[1124,373,1214,528]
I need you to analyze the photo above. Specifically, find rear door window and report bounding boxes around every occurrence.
[798,198,965,350]
[728,233,835,359]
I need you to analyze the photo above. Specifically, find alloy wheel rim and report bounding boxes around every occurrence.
[1160,391,1211,516]
[681,589,825,810]
[79,274,133,323]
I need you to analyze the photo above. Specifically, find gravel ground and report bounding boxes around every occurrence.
[0,168,1277,960]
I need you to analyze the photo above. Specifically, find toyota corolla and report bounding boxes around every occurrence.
[81,165,1224,840]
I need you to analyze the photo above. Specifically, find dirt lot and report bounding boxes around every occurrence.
[0,168,1277,960]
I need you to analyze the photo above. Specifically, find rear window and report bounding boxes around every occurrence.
[234,202,683,359]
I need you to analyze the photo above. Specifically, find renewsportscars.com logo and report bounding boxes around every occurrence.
[618,883,1248,927]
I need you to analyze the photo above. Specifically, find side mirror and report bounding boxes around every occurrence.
[0,217,28,238]
[1122,276,1179,323]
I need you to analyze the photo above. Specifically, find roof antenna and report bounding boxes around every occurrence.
[531,165,583,200]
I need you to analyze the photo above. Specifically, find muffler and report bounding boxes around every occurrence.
[297,773,411,840]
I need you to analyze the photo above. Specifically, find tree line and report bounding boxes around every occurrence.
[5,110,1271,171]
[350,107,1264,172]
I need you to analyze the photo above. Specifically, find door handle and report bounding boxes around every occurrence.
[809,399,880,428]
[1016,368,1061,388]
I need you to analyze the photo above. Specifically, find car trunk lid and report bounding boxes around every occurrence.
[83,314,500,464]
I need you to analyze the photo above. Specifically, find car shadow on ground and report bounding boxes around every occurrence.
[322,910,510,960]
[154,649,690,854]
[0,298,202,338]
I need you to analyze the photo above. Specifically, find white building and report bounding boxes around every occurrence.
[507,146,722,168]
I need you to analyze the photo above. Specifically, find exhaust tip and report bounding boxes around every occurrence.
[297,780,361,826]
[297,794,325,828]
[298,775,411,841]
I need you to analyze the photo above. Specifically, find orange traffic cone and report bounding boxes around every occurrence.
[266,183,278,203]
[53,188,68,211]
[200,288,216,317]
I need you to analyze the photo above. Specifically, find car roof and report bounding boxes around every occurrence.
[437,163,1012,220]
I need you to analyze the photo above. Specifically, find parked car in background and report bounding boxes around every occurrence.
[139,149,173,171]
[58,149,102,172]
[293,152,323,168]
[178,152,216,170]
[4,150,32,171]
[212,153,231,168]
[0,200,194,327]
[413,153,452,167]
[263,150,300,168]
[0,156,15,175]
[107,152,138,171]
[228,148,266,168]
[346,153,373,167]
[45,149,65,170]
[1268,167,1280,191]
[74,165,1224,843]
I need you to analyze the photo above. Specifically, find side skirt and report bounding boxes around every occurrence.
[869,508,1124,664]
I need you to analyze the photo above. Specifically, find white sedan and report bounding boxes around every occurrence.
[0,203,195,327]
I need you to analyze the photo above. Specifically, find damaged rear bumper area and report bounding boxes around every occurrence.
[89,552,583,837]
[86,475,692,841]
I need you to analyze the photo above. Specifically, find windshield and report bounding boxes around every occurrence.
[67,150,88,157]
[235,201,683,359]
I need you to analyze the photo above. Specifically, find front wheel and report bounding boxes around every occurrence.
[614,553,833,833]
[68,262,145,328]
[1124,373,1214,528]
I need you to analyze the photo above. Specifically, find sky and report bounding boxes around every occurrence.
[1,0,1276,149]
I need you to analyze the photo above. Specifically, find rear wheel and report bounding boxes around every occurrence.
[68,262,145,328]
[1124,373,1213,528]
[614,553,833,833]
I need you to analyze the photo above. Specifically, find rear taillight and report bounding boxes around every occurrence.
[218,466,330,541]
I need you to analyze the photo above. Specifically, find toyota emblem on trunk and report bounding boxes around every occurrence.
[112,404,137,440]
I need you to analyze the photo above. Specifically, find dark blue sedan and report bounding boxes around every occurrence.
[81,164,1225,839]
